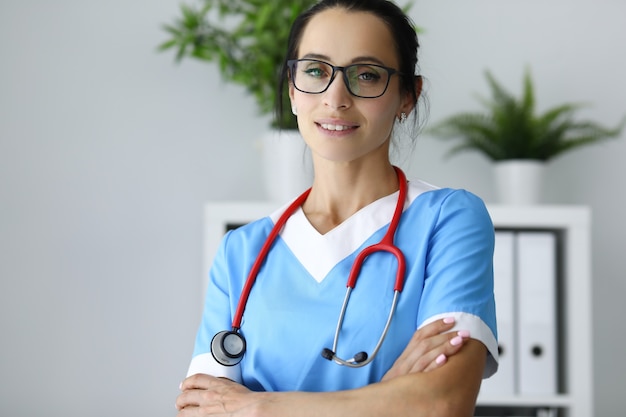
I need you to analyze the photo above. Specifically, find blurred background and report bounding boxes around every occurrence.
[1,0,624,416]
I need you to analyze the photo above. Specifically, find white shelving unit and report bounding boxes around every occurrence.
[203,203,593,417]
[476,205,592,417]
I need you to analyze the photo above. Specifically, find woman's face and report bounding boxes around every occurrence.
[289,8,412,166]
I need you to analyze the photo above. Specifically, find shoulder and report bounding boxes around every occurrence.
[402,180,494,249]
[219,215,274,256]
[406,180,491,222]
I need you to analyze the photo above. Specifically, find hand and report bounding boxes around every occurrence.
[176,374,266,417]
[381,317,470,381]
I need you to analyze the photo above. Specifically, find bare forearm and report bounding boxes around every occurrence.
[251,340,486,417]
[177,340,486,417]
[253,379,437,417]
[254,377,469,417]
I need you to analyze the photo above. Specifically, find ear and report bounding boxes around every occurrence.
[415,75,423,99]
[287,65,296,101]
[288,84,298,116]
[289,83,295,103]
[400,75,423,115]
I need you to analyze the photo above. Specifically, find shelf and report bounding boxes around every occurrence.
[484,205,592,417]
[477,394,573,407]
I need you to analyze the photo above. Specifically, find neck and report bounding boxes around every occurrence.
[302,162,400,234]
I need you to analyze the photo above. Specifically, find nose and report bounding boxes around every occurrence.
[323,70,352,110]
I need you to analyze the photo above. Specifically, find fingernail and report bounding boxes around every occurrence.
[436,353,447,364]
[457,330,470,338]
[443,317,455,324]
[179,381,183,390]
[450,336,464,346]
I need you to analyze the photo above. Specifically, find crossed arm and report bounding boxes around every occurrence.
[176,318,487,417]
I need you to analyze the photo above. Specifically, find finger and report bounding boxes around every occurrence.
[180,374,208,391]
[181,373,229,392]
[412,317,457,340]
[400,330,470,374]
[177,407,221,417]
[177,375,224,410]
[176,385,226,413]
[381,320,469,381]
[176,404,198,417]
[394,319,458,364]
[421,330,471,373]
[176,389,199,411]
[395,318,457,364]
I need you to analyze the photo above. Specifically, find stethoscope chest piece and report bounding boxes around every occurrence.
[211,330,246,366]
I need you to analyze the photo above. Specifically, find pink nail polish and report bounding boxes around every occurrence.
[436,353,447,364]
[457,330,470,338]
[443,317,455,324]
[451,336,464,346]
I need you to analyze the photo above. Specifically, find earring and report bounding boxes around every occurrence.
[291,106,298,116]
[399,112,407,124]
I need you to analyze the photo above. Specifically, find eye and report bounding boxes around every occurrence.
[359,71,381,81]
[304,67,324,78]
[301,62,329,79]
[353,65,384,83]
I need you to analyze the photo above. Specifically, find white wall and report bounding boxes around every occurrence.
[0,1,624,416]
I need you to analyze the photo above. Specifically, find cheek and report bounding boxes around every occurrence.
[364,100,399,130]
[293,89,314,105]
[292,95,319,122]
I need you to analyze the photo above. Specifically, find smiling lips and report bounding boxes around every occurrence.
[320,123,352,131]
[318,122,359,133]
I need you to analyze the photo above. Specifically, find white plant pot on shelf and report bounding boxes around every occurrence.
[261,129,313,202]
[493,159,545,205]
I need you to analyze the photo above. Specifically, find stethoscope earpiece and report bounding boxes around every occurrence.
[353,352,368,363]
[211,330,246,366]
[321,348,335,360]
[321,348,369,365]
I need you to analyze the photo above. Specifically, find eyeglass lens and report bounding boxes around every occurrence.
[291,59,392,98]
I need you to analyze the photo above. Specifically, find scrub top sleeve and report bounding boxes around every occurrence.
[187,231,243,383]
[417,190,499,378]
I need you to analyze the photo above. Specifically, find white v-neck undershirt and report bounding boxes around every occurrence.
[269,180,437,283]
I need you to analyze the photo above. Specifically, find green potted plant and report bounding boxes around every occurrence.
[159,0,318,200]
[158,0,317,130]
[428,69,625,204]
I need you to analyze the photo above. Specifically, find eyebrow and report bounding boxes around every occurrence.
[301,53,387,66]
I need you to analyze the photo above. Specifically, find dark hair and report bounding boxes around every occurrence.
[276,0,421,129]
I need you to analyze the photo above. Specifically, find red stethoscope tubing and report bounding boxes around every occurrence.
[231,166,407,330]
[231,188,311,329]
[346,167,407,292]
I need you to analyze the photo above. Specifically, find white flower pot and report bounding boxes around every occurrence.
[493,159,545,205]
[261,130,313,202]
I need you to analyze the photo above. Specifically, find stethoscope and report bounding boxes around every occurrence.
[211,166,408,368]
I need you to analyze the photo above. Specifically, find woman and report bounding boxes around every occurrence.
[177,1,498,415]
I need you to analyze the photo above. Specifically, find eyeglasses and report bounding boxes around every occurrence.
[287,59,401,99]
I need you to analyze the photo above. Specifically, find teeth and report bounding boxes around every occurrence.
[321,123,353,131]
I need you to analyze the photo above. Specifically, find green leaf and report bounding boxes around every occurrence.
[428,69,625,161]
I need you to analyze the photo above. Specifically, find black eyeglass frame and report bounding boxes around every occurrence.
[287,58,403,99]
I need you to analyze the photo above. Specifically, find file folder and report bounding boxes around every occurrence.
[480,231,516,395]
[516,232,557,395]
